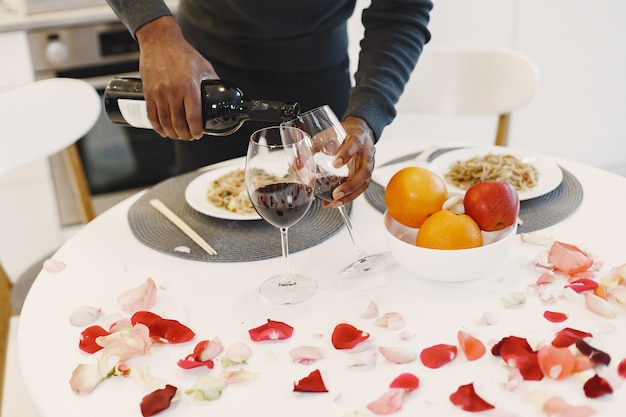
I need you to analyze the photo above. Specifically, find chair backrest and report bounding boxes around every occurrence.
[395,46,540,146]
[1,78,100,406]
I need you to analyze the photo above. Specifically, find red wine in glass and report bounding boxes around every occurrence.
[315,175,347,202]
[250,182,314,228]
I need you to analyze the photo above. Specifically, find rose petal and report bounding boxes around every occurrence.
[360,300,379,319]
[131,311,195,344]
[389,373,419,393]
[43,258,66,272]
[548,241,593,275]
[583,374,613,398]
[543,310,568,323]
[420,344,457,369]
[221,341,253,367]
[492,336,543,381]
[289,345,325,365]
[293,369,328,393]
[140,384,177,417]
[551,328,593,348]
[117,278,157,313]
[69,362,106,394]
[366,389,406,415]
[185,376,226,401]
[374,312,405,330]
[248,319,294,341]
[575,339,611,366]
[220,369,258,385]
[457,330,486,361]
[450,383,494,412]
[618,358,626,378]
[79,325,110,354]
[565,278,599,293]
[69,306,102,327]
[542,396,597,417]
[584,292,617,318]
[537,345,575,380]
[345,348,378,367]
[379,346,417,364]
[331,323,369,349]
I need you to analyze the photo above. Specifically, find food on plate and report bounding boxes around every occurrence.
[416,209,483,250]
[206,168,256,215]
[463,181,520,231]
[444,153,539,191]
[385,167,448,228]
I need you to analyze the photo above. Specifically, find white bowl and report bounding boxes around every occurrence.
[383,211,517,282]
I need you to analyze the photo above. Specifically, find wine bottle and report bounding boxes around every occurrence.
[103,77,300,136]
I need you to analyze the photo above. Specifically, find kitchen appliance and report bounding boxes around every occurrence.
[28,20,177,225]
[5,0,107,14]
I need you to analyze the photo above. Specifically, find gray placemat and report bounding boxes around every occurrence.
[364,149,584,234]
[128,170,349,262]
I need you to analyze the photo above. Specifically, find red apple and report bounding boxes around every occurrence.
[463,181,520,231]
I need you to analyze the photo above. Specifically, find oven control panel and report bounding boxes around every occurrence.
[28,22,139,79]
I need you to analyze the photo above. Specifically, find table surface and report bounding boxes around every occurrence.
[17,130,626,417]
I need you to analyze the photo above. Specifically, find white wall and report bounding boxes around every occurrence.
[348,0,626,175]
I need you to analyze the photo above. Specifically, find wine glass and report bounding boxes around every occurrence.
[284,105,389,277]
[245,126,318,304]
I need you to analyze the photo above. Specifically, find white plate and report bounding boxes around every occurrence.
[428,146,563,201]
[185,164,261,221]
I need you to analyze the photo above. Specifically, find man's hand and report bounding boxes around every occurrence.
[329,116,376,207]
[136,16,219,140]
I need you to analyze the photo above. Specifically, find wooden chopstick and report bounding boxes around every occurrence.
[149,198,217,256]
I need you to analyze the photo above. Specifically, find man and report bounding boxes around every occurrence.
[106,0,432,207]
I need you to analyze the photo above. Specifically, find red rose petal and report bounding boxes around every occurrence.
[551,327,593,348]
[575,339,611,366]
[131,311,195,344]
[293,369,328,393]
[248,319,294,342]
[389,373,420,393]
[543,310,568,323]
[564,278,599,293]
[140,384,177,417]
[450,383,494,412]
[79,325,110,354]
[331,322,369,349]
[420,344,458,369]
[493,336,542,381]
[618,358,626,378]
[583,374,613,398]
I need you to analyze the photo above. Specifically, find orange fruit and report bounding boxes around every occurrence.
[385,167,448,228]
[416,210,483,250]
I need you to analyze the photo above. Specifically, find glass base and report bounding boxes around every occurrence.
[259,274,318,305]
[340,251,391,278]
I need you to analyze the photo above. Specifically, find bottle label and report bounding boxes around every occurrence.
[118,99,153,129]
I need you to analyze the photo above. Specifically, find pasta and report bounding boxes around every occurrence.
[206,168,256,215]
[444,153,539,191]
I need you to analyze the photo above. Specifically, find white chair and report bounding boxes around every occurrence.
[395,46,540,146]
[0,78,100,415]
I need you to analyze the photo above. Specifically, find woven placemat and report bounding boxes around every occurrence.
[128,170,348,262]
[364,149,584,234]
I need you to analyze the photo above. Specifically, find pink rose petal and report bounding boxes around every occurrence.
[379,346,417,364]
[374,312,405,330]
[43,258,66,273]
[289,345,325,365]
[117,277,157,313]
[361,300,379,319]
[542,396,596,417]
[584,292,617,318]
[366,388,406,415]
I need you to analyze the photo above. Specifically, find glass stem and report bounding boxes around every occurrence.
[337,206,366,260]
[279,227,295,286]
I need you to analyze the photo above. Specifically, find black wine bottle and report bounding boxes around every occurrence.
[103,77,300,136]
